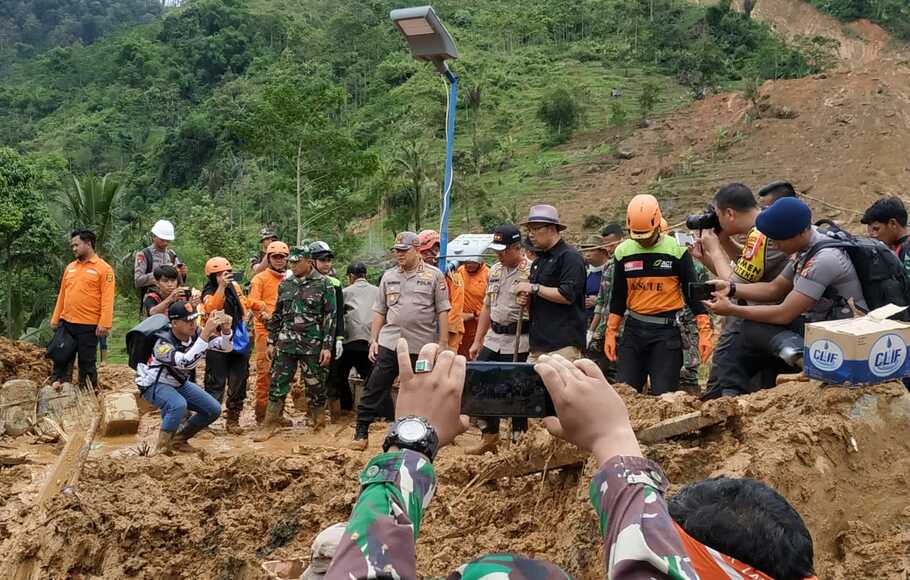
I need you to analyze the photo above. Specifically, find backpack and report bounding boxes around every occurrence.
[137,247,177,312]
[798,225,910,321]
[125,314,170,369]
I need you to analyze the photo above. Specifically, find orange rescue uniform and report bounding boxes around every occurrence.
[247,269,285,419]
[457,263,489,356]
[446,271,465,350]
[51,256,116,329]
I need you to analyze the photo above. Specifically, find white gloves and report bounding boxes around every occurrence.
[335,338,344,359]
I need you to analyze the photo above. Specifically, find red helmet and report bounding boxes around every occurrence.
[417,229,440,252]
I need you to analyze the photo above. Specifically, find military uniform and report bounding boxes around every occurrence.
[324,450,779,579]
[678,260,709,393]
[267,263,336,411]
[589,260,621,380]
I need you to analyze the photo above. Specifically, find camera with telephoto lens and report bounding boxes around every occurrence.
[685,205,720,231]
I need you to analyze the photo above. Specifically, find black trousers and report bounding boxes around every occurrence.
[204,349,251,413]
[356,346,413,429]
[586,338,617,382]
[475,347,529,435]
[329,341,374,411]
[52,321,99,389]
[704,320,801,399]
[617,317,682,395]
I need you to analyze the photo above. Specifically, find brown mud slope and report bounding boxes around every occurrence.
[0,337,51,384]
[4,381,908,579]
[543,0,910,231]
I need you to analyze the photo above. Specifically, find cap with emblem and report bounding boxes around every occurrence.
[168,300,199,321]
[288,242,312,263]
[489,224,521,252]
[521,204,566,231]
[259,227,278,242]
[580,235,608,251]
[391,231,420,251]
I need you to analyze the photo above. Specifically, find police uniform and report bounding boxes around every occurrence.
[353,260,450,439]
[474,255,532,436]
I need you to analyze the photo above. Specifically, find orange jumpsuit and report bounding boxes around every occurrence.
[457,263,489,357]
[247,269,285,420]
[446,270,465,350]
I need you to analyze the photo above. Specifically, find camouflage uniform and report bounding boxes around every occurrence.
[678,260,709,393]
[589,261,621,380]
[325,450,767,579]
[267,261,336,409]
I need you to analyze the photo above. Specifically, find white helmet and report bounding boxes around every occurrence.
[151,220,175,241]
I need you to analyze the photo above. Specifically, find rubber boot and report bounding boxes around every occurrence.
[310,405,327,432]
[348,422,369,451]
[155,430,175,456]
[328,399,342,424]
[464,433,499,456]
[253,400,283,442]
[225,409,243,435]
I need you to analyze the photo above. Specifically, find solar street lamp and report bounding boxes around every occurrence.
[390,5,459,271]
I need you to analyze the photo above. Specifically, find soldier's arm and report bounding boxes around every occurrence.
[589,457,697,578]
[325,450,435,579]
[267,285,284,338]
[321,282,337,352]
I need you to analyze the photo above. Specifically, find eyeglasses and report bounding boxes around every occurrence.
[524,224,550,233]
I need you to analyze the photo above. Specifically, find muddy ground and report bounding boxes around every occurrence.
[1,340,909,579]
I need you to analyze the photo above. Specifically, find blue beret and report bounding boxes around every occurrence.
[756,197,812,241]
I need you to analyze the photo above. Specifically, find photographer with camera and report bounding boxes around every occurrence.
[201,257,260,435]
[687,183,791,399]
[143,265,197,318]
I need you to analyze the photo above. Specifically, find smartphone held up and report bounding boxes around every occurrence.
[461,362,555,418]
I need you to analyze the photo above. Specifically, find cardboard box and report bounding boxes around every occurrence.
[804,304,910,385]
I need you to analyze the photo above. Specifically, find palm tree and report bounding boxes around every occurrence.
[60,173,123,258]
[392,139,431,230]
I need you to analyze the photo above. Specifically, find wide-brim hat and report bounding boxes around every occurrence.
[521,204,567,231]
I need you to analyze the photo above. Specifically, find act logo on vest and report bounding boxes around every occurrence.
[808,339,844,372]
[868,334,907,378]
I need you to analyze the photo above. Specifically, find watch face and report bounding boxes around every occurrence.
[398,419,428,443]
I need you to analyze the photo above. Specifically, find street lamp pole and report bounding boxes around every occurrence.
[390,5,459,272]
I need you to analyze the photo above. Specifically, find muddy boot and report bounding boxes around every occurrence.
[464,433,499,456]
[310,405,327,432]
[155,430,175,456]
[225,409,243,435]
[277,409,294,428]
[328,399,342,424]
[253,400,283,442]
[172,431,200,454]
[348,422,369,451]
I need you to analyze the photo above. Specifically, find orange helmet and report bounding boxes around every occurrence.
[266,241,289,256]
[204,257,232,276]
[417,229,440,252]
[627,194,662,240]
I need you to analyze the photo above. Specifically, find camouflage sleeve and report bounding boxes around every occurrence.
[267,282,285,340]
[589,456,696,578]
[325,450,436,580]
[321,280,337,352]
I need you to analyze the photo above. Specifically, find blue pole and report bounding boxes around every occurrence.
[438,68,458,272]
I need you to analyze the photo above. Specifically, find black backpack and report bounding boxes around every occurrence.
[125,314,170,369]
[798,225,910,321]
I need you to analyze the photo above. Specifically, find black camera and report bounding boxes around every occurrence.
[686,205,720,231]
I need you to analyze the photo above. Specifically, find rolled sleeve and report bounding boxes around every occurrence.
[374,277,389,315]
[794,250,843,301]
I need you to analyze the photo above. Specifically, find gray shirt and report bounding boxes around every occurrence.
[482,257,531,355]
[374,262,451,352]
[343,279,379,345]
[782,229,867,319]
[134,245,179,290]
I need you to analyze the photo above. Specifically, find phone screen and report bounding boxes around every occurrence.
[675,232,695,246]
[689,282,717,301]
[462,362,555,418]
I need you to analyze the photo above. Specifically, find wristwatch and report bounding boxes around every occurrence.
[531,283,540,295]
[382,415,440,462]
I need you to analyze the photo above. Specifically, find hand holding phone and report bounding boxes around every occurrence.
[689,282,717,302]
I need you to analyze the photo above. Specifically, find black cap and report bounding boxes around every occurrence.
[757,180,797,198]
[489,224,521,251]
[168,300,200,321]
[346,261,368,276]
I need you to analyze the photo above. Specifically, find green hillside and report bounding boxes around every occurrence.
[0,0,827,343]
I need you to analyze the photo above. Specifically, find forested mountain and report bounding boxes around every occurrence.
[0,0,829,339]
[807,0,910,38]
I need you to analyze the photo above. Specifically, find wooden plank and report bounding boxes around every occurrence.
[35,431,85,508]
[636,411,725,444]
[0,452,30,466]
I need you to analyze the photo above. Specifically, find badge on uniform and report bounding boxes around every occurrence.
[387,291,400,306]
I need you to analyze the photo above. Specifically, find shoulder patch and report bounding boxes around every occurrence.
[154,342,175,357]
